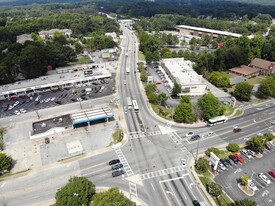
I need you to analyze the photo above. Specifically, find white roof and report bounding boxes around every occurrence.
[177,25,254,39]
[208,115,228,123]
[162,58,203,86]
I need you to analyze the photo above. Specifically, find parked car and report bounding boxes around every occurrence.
[233,126,242,133]
[248,180,258,191]
[229,155,238,164]
[19,108,27,113]
[190,135,201,141]
[109,159,120,165]
[185,132,194,137]
[240,150,252,159]
[265,144,272,150]
[14,110,20,115]
[268,170,275,178]
[247,149,256,157]
[233,153,245,163]
[269,141,275,147]
[220,159,230,167]
[112,163,123,170]
[218,162,226,170]
[112,170,125,177]
[258,173,271,184]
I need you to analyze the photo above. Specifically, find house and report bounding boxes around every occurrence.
[16,34,33,44]
[229,65,260,78]
[38,29,72,40]
[249,58,275,75]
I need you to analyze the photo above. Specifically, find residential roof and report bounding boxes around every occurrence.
[16,34,33,44]
[250,58,275,70]
[38,29,72,35]
[176,25,254,39]
[229,65,260,76]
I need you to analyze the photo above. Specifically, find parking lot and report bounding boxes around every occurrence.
[214,146,275,206]
[0,74,115,118]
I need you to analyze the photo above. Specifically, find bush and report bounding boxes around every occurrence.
[195,157,209,173]
[226,143,240,152]
[241,176,249,186]
[0,128,4,150]
[206,147,223,156]
[0,153,13,171]
[264,133,275,141]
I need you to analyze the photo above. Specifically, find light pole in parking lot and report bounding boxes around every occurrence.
[35,110,40,119]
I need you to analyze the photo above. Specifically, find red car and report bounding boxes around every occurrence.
[268,170,275,178]
[233,153,245,163]
[155,82,162,85]
[265,144,272,150]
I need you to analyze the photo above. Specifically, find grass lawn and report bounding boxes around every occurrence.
[151,104,173,120]
[233,109,243,117]
[69,57,91,65]
[138,51,145,61]
[223,104,234,116]
[246,76,265,84]
[250,98,266,104]
[112,129,123,144]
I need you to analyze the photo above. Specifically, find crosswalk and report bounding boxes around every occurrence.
[128,130,162,140]
[140,165,186,180]
[129,181,138,198]
[114,147,134,176]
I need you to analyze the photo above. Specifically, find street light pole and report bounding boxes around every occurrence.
[195,138,200,163]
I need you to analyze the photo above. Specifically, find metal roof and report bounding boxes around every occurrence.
[71,107,113,125]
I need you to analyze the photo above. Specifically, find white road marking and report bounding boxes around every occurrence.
[1,182,6,188]
[151,183,155,191]
[159,174,189,183]
[182,191,187,200]
[167,182,182,206]
[185,139,191,144]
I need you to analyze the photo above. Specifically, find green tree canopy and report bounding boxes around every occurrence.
[148,93,158,103]
[198,93,221,120]
[246,136,264,153]
[172,82,182,97]
[91,188,135,206]
[233,82,253,101]
[209,72,230,88]
[257,75,275,99]
[140,70,148,82]
[174,102,194,123]
[0,153,13,171]
[206,182,223,198]
[226,143,240,152]
[145,83,156,95]
[241,176,249,187]
[158,92,168,106]
[230,199,257,206]
[195,157,209,173]
[180,95,191,104]
[55,176,95,206]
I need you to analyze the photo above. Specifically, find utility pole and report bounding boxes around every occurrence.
[195,138,200,163]
[35,110,40,119]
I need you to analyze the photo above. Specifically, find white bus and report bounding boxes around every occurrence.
[127,97,132,109]
[132,100,139,112]
[207,115,228,126]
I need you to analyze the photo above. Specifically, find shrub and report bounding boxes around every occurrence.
[195,157,209,173]
[206,147,222,156]
[226,143,240,152]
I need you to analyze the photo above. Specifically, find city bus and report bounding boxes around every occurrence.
[132,100,139,112]
[207,115,228,126]
[127,97,132,109]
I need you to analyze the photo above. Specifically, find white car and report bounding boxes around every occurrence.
[45,98,51,103]
[218,162,226,171]
[13,101,20,106]
[77,98,83,102]
[19,108,26,113]
[185,132,194,137]
[51,97,56,101]
[8,105,14,110]
[181,159,186,167]
[258,173,271,184]
[269,141,275,147]
[248,180,258,191]
[207,131,215,137]
[14,110,20,115]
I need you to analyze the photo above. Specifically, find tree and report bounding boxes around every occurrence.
[53,32,68,45]
[209,72,230,88]
[226,143,240,152]
[233,82,253,101]
[264,133,275,141]
[75,42,84,54]
[174,102,194,123]
[158,92,168,106]
[55,176,95,206]
[206,182,223,198]
[198,93,221,120]
[0,153,13,171]
[257,75,275,99]
[148,93,158,103]
[140,70,148,82]
[246,136,264,153]
[195,157,209,173]
[230,199,257,206]
[180,95,191,104]
[172,82,182,97]
[91,188,135,206]
[241,176,249,187]
[145,83,156,95]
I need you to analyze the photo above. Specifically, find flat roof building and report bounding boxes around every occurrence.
[0,64,111,99]
[162,58,207,96]
[176,25,254,39]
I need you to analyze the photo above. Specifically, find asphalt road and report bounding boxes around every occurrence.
[1,22,275,206]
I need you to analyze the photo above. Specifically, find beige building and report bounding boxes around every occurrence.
[38,29,72,40]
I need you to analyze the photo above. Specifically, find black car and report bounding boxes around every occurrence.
[45,137,50,144]
[220,159,229,167]
[190,135,201,141]
[71,98,77,102]
[229,155,238,164]
[192,200,201,206]
[112,163,123,170]
[225,158,233,166]
[55,101,62,105]
[112,170,125,177]
[109,159,120,165]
